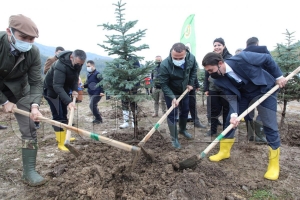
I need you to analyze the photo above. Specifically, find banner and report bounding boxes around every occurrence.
[180,14,196,56]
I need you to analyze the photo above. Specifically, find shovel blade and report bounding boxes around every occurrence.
[178,155,199,170]
[65,143,82,157]
[141,147,154,162]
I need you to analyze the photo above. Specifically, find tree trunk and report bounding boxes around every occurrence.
[282,99,287,118]
[130,102,138,139]
[280,99,288,126]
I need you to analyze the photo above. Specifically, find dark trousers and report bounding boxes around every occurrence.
[225,91,280,149]
[189,89,199,121]
[207,90,229,134]
[164,94,189,124]
[43,90,68,131]
[89,95,102,120]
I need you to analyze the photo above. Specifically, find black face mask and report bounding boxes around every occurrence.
[74,64,82,70]
[210,66,223,79]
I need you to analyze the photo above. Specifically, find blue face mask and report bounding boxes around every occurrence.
[10,29,33,52]
[172,58,185,67]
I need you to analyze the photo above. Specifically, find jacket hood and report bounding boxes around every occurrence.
[57,51,74,69]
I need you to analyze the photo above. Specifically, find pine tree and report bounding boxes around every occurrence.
[97,0,154,138]
[273,29,300,118]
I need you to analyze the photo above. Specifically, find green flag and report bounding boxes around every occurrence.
[180,14,196,56]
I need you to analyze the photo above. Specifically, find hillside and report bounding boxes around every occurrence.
[34,42,113,76]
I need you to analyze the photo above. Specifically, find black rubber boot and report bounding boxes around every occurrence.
[194,120,206,128]
[167,119,181,149]
[178,117,193,139]
[22,148,46,186]
[254,120,267,144]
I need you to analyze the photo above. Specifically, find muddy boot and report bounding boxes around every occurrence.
[194,120,206,129]
[178,117,193,139]
[55,130,69,151]
[22,141,46,186]
[254,120,267,144]
[119,110,129,129]
[209,138,235,162]
[264,147,280,180]
[167,119,181,149]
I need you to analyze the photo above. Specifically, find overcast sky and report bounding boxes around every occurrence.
[1,0,299,65]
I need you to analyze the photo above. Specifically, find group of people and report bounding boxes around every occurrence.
[0,13,286,188]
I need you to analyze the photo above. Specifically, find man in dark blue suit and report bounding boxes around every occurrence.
[202,52,287,181]
[242,37,270,143]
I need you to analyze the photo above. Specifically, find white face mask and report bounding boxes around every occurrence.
[87,67,93,72]
[172,58,185,67]
[10,29,33,52]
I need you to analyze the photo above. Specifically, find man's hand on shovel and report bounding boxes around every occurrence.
[30,106,43,122]
[72,91,78,98]
[2,101,16,113]
[68,101,77,111]
[276,77,287,88]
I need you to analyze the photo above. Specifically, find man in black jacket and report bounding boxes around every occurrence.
[84,60,105,124]
[43,49,86,151]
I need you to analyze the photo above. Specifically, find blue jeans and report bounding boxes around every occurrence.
[89,95,102,120]
[226,91,280,149]
[164,94,189,124]
[43,89,68,131]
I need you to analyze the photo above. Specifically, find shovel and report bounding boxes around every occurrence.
[64,97,81,157]
[177,66,300,170]
[13,108,140,153]
[129,88,189,170]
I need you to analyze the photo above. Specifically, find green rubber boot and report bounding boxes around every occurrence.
[22,147,46,186]
[178,117,193,139]
[167,119,181,149]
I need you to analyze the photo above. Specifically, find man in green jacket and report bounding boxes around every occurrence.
[0,14,45,186]
[159,43,198,149]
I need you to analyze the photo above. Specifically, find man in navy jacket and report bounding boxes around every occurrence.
[202,51,287,181]
[84,60,105,124]
[242,37,270,143]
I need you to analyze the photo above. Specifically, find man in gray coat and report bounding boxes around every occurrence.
[0,14,45,186]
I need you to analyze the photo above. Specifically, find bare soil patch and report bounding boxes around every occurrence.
[0,95,300,200]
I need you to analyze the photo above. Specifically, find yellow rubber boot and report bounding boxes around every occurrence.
[209,138,235,162]
[264,147,280,180]
[63,128,76,142]
[55,131,69,151]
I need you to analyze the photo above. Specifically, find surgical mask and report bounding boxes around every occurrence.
[210,66,223,79]
[172,58,185,67]
[87,67,93,72]
[10,29,33,52]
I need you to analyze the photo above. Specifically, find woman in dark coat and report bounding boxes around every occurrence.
[203,38,231,136]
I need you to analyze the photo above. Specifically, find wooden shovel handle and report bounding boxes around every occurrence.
[13,108,140,153]
[138,88,189,147]
[65,97,76,144]
[200,66,300,158]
